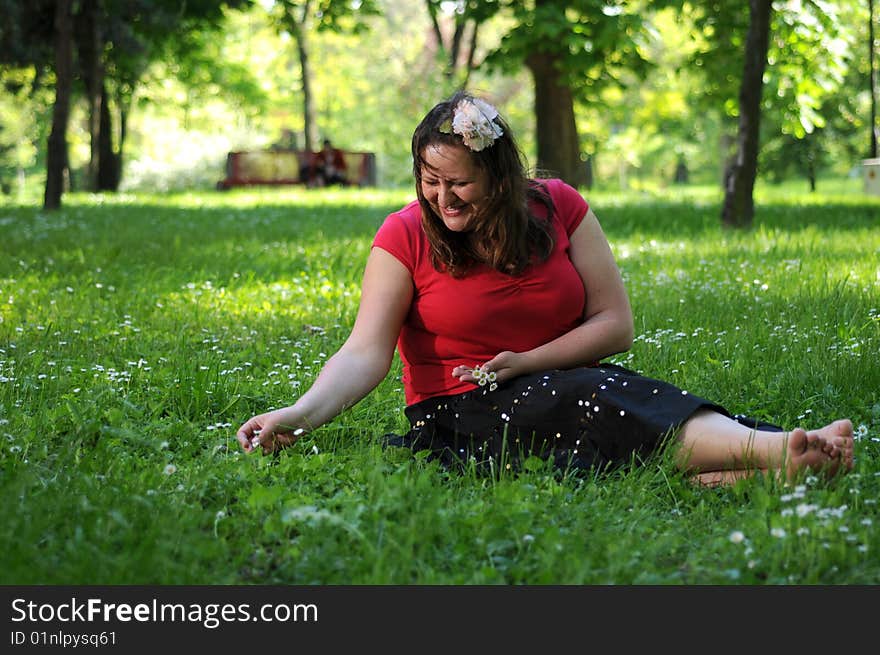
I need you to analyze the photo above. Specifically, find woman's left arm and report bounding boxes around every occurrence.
[454,207,633,384]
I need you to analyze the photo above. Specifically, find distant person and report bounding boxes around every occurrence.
[237,91,855,487]
[313,139,348,187]
[271,128,298,150]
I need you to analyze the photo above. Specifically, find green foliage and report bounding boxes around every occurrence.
[111,0,532,191]
[273,0,382,34]
[765,1,859,139]
[0,68,52,192]
[685,1,864,173]
[423,0,502,84]
[760,3,874,182]
[159,25,270,118]
[0,187,878,584]
[486,0,651,102]
[0,0,55,69]
[576,7,726,187]
[5,1,874,194]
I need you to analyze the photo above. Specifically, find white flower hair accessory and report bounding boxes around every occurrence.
[439,97,504,152]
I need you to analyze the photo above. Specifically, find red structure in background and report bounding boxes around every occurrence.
[217,149,377,189]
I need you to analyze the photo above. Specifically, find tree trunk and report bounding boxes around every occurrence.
[44,0,73,211]
[674,155,689,184]
[426,0,443,52]
[449,17,465,75]
[721,0,772,228]
[290,0,317,153]
[76,0,103,191]
[719,130,735,186]
[112,103,128,190]
[298,35,317,152]
[526,51,586,188]
[871,0,877,158]
[424,0,480,84]
[97,81,120,191]
[805,135,817,192]
[462,22,478,89]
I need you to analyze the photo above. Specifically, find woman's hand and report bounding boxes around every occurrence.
[452,350,530,386]
[234,247,414,457]
[236,407,307,454]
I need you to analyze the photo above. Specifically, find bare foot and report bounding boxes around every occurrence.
[786,426,847,480]
[690,419,855,487]
[807,419,855,471]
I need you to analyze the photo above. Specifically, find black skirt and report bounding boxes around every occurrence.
[384,364,782,474]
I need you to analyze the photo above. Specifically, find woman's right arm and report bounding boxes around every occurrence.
[236,247,413,453]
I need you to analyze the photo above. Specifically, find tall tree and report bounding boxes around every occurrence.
[871,0,878,158]
[271,0,380,153]
[721,0,772,228]
[687,0,858,195]
[75,0,103,190]
[44,0,74,211]
[486,0,650,187]
[273,0,318,152]
[91,0,255,191]
[0,0,62,199]
[757,2,865,191]
[3,0,257,199]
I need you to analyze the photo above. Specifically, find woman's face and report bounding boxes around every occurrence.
[420,143,489,233]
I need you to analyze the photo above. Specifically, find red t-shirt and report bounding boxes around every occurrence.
[372,178,589,405]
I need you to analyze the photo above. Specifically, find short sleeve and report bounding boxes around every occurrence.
[371,200,423,274]
[543,178,589,237]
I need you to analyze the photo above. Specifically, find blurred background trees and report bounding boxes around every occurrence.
[0,0,875,217]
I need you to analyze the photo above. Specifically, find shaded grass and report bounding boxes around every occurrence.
[0,185,878,584]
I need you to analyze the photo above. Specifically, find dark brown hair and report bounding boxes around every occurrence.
[412,90,554,277]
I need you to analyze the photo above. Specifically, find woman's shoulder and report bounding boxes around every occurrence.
[529,177,588,235]
[531,177,584,203]
[373,200,425,270]
[388,199,422,223]
[378,199,422,236]
[532,177,587,206]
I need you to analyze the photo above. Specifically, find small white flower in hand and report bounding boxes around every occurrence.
[473,365,498,391]
[252,427,304,450]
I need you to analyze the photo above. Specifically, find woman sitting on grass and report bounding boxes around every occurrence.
[236,90,855,486]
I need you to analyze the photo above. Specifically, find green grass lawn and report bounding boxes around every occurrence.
[1,183,878,584]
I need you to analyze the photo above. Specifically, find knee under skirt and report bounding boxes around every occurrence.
[383,364,783,474]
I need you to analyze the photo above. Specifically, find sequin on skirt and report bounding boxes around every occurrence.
[383,364,782,474]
